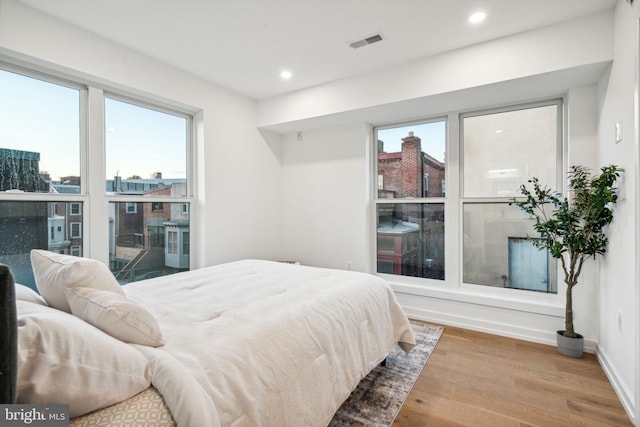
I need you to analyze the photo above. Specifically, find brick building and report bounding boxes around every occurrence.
[377,132,445,198]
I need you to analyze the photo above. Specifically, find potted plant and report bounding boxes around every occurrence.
[512,165,622,357]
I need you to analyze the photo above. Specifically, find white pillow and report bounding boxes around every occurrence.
[16,300,151,418]
[30,249,124,313]
[15,283,47,306]
[65,287,164,347]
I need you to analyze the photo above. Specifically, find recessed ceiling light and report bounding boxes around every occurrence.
[280,70,292,80]
[468,11,487,24]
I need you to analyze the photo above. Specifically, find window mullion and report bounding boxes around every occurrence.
[86,86,109,263]
[446,112,461,288]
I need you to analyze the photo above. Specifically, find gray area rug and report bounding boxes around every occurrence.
[329,321,444,427]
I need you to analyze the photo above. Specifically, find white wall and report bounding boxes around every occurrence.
[272,9,614,341]
[565,85,601,348]
[596,1,639,423]
[0,0,284,267]
[281,124,370,271]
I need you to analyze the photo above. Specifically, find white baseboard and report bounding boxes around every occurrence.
[403,304,597,353]
[596,345,637,426]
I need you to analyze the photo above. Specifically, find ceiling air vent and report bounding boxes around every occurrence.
[349,33,383,49]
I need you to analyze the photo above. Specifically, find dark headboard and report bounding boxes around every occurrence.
[0,264,17,404]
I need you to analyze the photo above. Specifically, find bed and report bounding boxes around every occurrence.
[3,250,415,427]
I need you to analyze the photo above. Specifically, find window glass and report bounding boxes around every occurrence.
[168,231,178,255]
[0,64,194,289]
[376,121,446,199]
[460,102,561,293]
[182,232,190,255]
[70,222,81,238]
[462,203,557,293]
[375,119,446,280]
[376,203,444,279]
[105,98,187,196]
[462,104,558,198]
[0,69,80,193]
[373,101,561,293]
[109,202,189,284]
[0,201,83,290]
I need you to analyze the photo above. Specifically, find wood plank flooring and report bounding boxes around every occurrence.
[394,323,633,427]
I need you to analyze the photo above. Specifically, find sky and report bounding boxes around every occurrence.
[105,98,187,180]
[0,69,187,182]
[377,121,446,162]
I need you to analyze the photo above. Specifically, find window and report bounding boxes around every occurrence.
[183,231,190,255]
[376,203,444,279]
[0,201,85,288]
[462,203,557,292]
[375,120,446,280]
[109,202,189,283]
[462,102,560,198]
[0,69,80,193]
[373,100,561,294]
[423,174,429,197]
[0,67,84,288]
[103,97,192,284]
[461,101,560,293]
[70,222,81,238]
[0,63,194,289]
[105,97,188,197]
[167,231,178,255]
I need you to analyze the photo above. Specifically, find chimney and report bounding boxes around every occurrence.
[401,132,422,198]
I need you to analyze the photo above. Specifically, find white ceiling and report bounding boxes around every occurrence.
[18,0,617,100]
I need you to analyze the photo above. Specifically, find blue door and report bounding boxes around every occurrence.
[508,237,549,292]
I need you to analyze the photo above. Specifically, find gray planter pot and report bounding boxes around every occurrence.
[556,330,584,358]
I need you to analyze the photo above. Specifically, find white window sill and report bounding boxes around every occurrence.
[381,274,565,317]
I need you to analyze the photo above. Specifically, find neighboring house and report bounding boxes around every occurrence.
[50,183,82,257]
[110,177,189,282]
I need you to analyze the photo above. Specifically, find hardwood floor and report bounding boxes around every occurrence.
[394,323,633,427]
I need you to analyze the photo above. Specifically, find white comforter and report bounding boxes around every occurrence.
[123,260,415,427]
